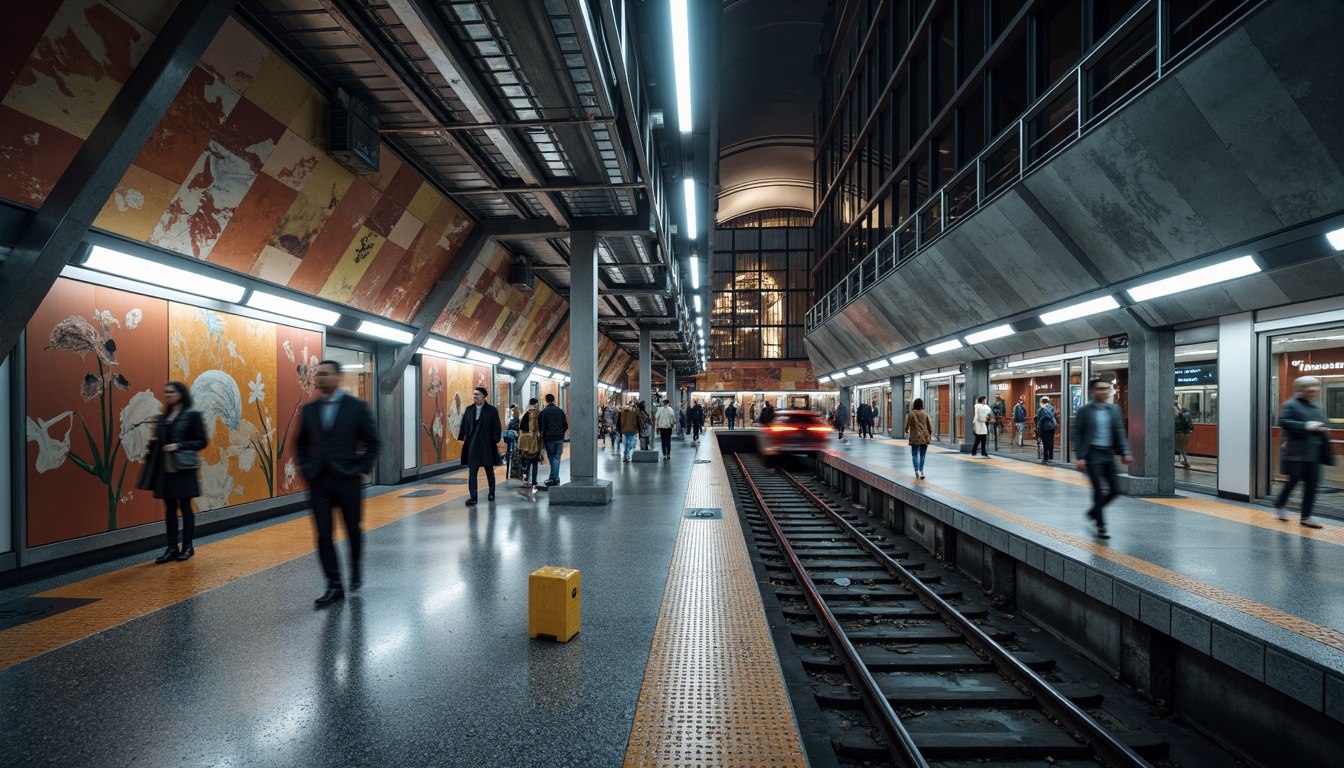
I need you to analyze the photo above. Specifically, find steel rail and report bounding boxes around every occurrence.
[776,467,1154,768]
[730,454,930,768]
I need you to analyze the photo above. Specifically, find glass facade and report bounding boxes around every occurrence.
[1267,329,1344,515]
[710,225,814,360]
[810,0,1261,324]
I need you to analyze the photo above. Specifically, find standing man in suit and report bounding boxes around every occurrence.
[1071,379,1131,540]
[297,360,380,607]
[458,386,502,506]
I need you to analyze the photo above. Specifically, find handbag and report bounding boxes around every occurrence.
[165,449,200,473]
[518,410,542,459]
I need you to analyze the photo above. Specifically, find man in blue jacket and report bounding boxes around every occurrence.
[1071,379,1130,539]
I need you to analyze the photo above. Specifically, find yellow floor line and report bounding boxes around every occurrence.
[839,454,1344,656]
[624,443,808,767]
[0,482,470,671]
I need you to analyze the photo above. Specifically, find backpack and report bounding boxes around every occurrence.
[1037,406,1057,431]
[1176,409,1193,433]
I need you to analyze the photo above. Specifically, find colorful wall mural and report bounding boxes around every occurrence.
[1,4,475,325]
[433,242,568,363]
[694,361,819,391]
[25,277,322,547]
[536,322,571,372]
[419,354,490,467]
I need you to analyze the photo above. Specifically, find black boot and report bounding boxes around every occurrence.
[155,547,179,564]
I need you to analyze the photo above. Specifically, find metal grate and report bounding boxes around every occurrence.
[624,448,807,767]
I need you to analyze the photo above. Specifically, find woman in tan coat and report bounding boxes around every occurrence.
[903,398,934,480]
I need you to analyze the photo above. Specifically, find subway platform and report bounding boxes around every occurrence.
[809,434,1344,761]
[0,436,808,767]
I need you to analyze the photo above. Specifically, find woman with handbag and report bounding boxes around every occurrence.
[518,398,543,490]
[142,381,208,563]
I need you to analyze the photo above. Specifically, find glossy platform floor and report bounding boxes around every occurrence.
[816,435,1344,714]
[0,434,803,767]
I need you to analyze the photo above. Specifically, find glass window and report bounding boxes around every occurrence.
[959,0,987,80]
[989,363,1063,458]
[1266,330,1344,515]
[990,37,1028,135]
[1035,0,1082,93]
[1174,342,1218,490]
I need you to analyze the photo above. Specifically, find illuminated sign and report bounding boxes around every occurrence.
[1175,363,1217,386]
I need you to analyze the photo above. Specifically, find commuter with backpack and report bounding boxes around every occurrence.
[1035,397,1058,464]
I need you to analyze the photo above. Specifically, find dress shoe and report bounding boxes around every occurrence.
[487,492,495,501]
[1096,527,1111,540]
[465,497,478,506]
[1301,520,1324,529]
[154,547,179,564]
[350,572,362,592]
[176,547,194,561]
[314,586,345,607]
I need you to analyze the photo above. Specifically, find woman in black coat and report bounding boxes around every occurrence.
[143,381,209,563]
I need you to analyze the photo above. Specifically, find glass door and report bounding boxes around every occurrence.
[1065,358,1085,462]
[924,380,948,442]
[953,374,966,445]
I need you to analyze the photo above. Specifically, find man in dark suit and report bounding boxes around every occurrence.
[458,385,502,505]
[1071,379,1131,540]
[296,360,380,607]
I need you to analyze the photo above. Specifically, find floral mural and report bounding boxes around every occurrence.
[420,353,489,467]
[25,277,323,548]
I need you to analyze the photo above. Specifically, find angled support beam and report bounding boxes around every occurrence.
[512,316,570,408]
[378,226,491,395]
[0,0,236,363]
[389,0,572,227]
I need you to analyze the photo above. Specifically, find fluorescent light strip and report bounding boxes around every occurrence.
[356,320,414,344]
[889,351,918,365]
[683,179,697,240]
[690,257,700,290]
[533,368,553,378]
[1126,256,1261,303]
[244,290,341,326]
[422,338,466,358]
[1328,228,1344,252]
[670,0,692,132]
[818,375,832,383]
[846,367,863,376]
[964,324,1015,345]
[694,295,702,313]
[501,359,525,371]
[1040,295,1120,325]
[866,360,891,371]
[925,339,963,355]
[466,350,501,365]
[695,316,703,328]
[85,246,244,303]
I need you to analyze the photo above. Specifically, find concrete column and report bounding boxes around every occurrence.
[960,359,989,453]
[549,231,612,504]
[839,386,852,416]
[1217,313,1253,500]
[374,346,405,485]
[890,375,907,437]
[639,327,653,407]
[1120,319,1175,495]
[666,364,680,438]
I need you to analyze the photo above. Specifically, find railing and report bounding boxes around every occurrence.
[805,0,1261,334]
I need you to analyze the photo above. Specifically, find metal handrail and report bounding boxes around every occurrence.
[806,0,1262,334]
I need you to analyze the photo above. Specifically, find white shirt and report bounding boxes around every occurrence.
[1091,404,1112,447]
[973,402,992,435]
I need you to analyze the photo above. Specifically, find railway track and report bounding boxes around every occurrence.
[727,453,1188,768]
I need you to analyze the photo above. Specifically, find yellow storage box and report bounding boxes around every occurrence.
[528,566,581,642]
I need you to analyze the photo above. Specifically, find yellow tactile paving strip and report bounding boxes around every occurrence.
[838,453,1344,656]
[624,443,808,768]
[0,480,483,671]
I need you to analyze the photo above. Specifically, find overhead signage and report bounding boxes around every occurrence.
[1175,363,1218,386]
[1106,334,1129,350]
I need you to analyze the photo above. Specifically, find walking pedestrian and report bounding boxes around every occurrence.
[1012,396,1027,447]
[904,398,933,480]
[519,399,543,489]
[1274,376,1330,528]
[503,404,521,472]
[856,401,872,439]
[140,381,208,564]
[539,393,568,487]
[688,401,704,444]
[1072,379,1130,540]
[619,402,645,462]
[457,386,502,506]
[604,403,620,455]
[726,401,738,429]
[1035,397,1058,464]
[1174,399,1194,468]
[835,400,850,441]
[296,361,380,606]
[972,395,991,457]
[638,401,652,450]
[759,401,775,425]
[656,398,676,460]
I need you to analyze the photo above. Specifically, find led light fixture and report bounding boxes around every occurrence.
[1328,228,1344,252]
[84,246,244,303]
[866,361,891,371]
[670,0,692,132]
[925,339,963,355]
[422,338,466,358]
[1126,256,1261,303]
[357,320,414,344]
[466,350,501,365]
[683,179,697,240]
[533,368,552,379]
[690,257,701,290]
[846,367,863,376]
[695,316,703,328]
[694,295,702,313]
[1040,296,1120,325]
[818,375,832,383]
[964,324,1015,345]
[501,359,525,371]
[889,351,919,364]
[245,290,341,326]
